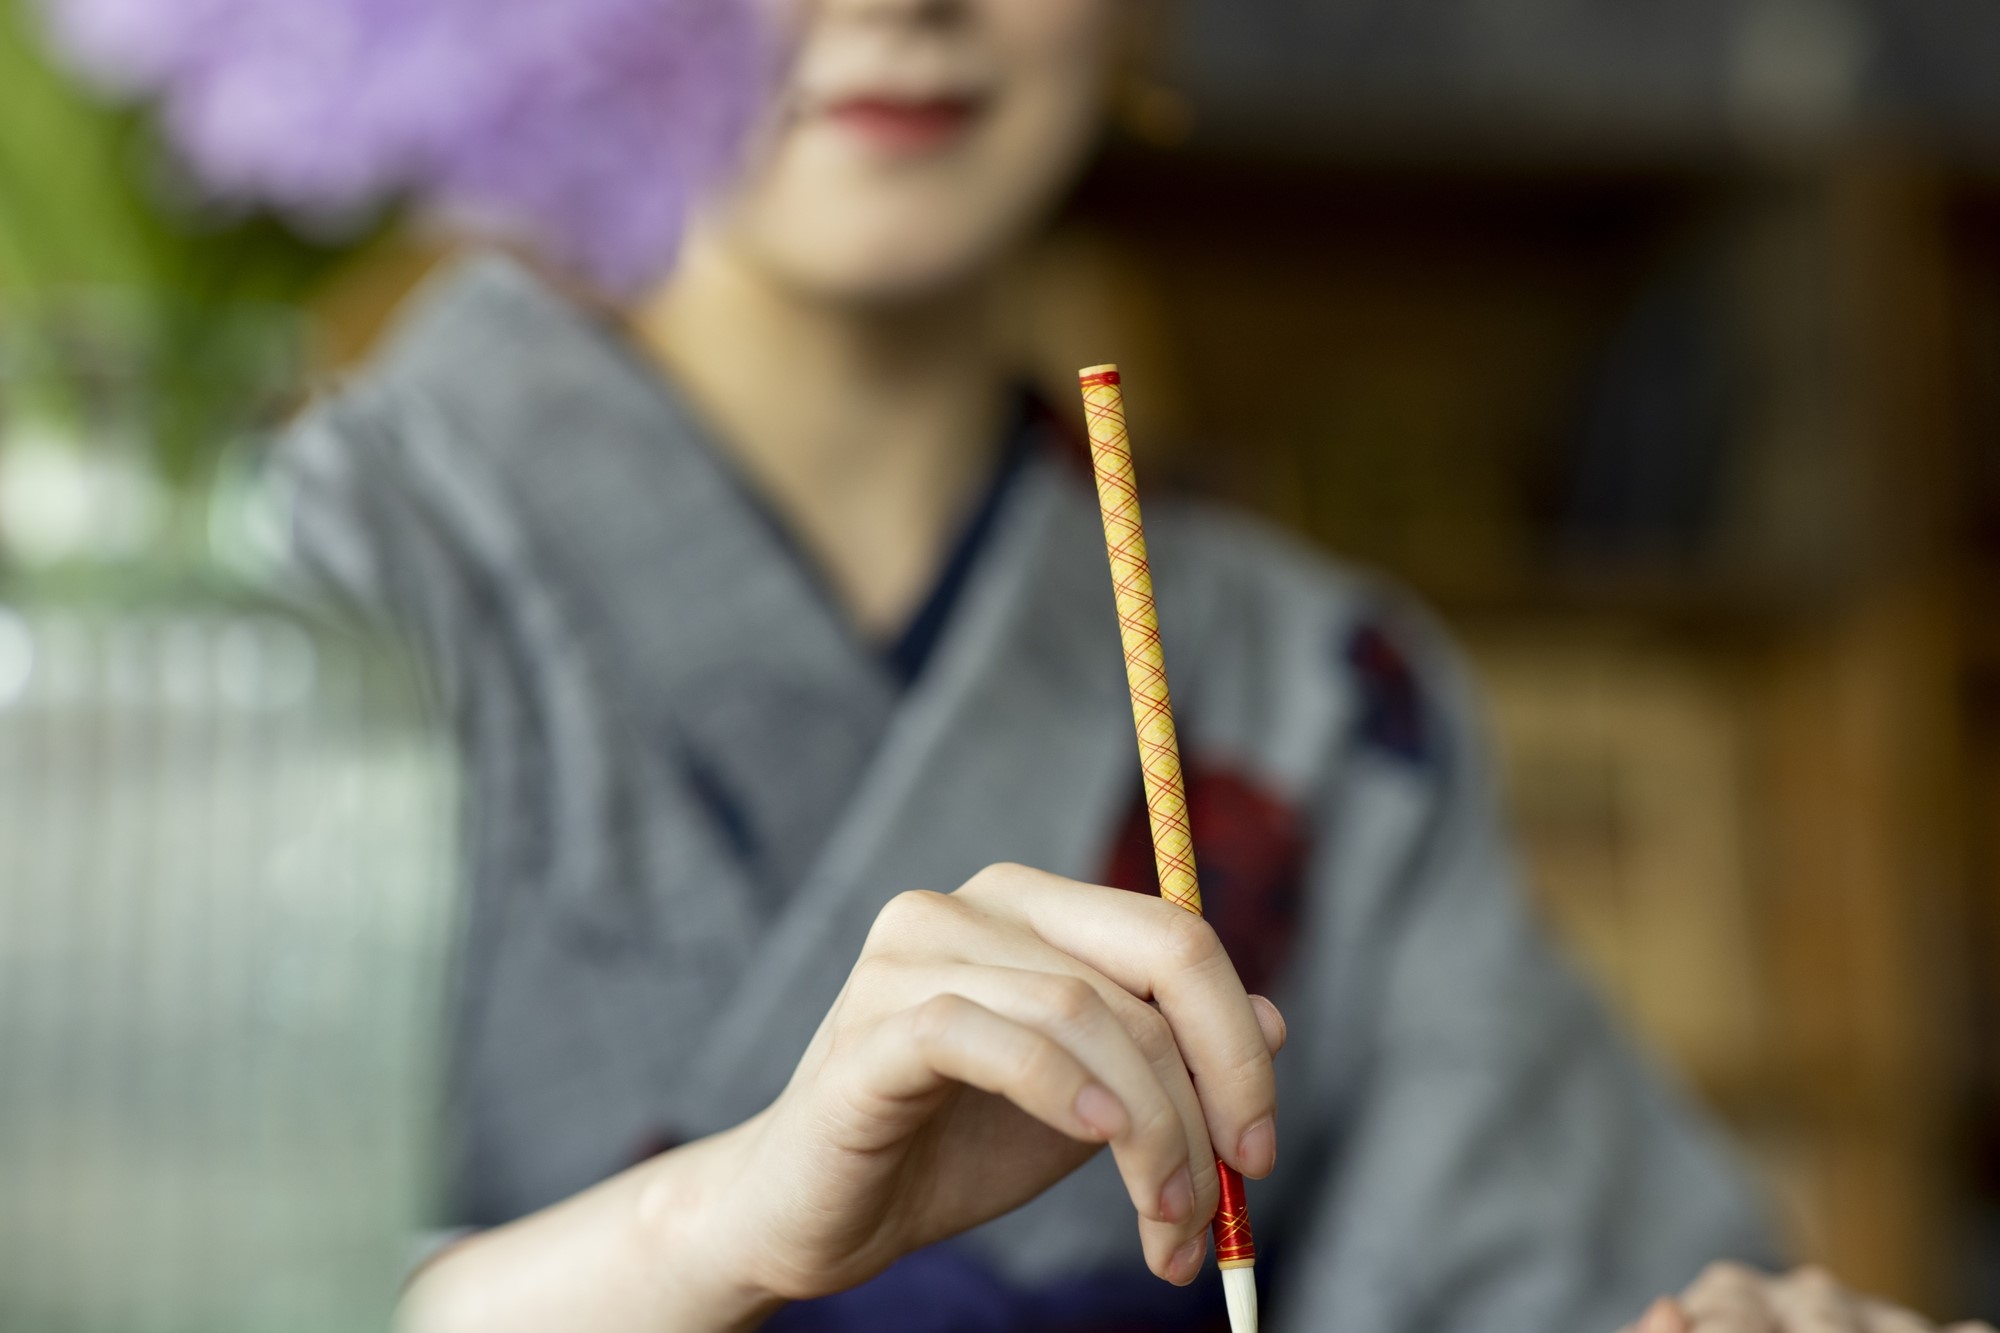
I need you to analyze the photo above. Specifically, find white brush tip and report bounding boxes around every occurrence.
[1222,1264,1259,1333]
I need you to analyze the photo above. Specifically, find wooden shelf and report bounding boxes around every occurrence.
[1027,144,1996,1316]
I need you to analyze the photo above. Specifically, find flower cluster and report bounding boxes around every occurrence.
[37,0,768,292]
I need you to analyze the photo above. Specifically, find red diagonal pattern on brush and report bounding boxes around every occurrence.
[1079,373,1203,918]
[1213,1163,1257,1266]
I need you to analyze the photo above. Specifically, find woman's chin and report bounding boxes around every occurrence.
[768,239,1006,309]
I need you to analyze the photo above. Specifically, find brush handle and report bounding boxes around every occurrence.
[1079,365,1260,1317]
[1079,364,1202,917]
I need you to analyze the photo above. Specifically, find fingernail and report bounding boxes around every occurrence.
[1073,1083,1127,1140]
[1159,1166,1194,1222]
[1167,1232,1207,1285]
[1237,1117,1277,1178]
[1251,995,1288,1052]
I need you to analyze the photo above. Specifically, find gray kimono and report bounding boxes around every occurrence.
[278,256,1776,1333]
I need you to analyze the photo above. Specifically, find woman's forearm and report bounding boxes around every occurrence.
[399,1116,784,1333]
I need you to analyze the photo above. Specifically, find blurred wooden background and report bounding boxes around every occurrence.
[1015,144,1999,1319]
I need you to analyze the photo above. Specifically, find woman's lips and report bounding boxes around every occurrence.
[821,96,982,152]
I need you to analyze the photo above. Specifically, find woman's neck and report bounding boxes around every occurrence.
[634,233,1012,638]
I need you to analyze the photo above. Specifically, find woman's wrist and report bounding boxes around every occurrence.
[630,1113,789,1331]
[399,1116,789,1333]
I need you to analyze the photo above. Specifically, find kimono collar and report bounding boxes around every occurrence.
[364,254,885,701]
[358,255,1133,919]
[367,253,1051,693]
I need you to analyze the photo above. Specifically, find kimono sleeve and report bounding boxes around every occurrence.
[273,388,492,711]
[1268,609,1782,1333]
[274,392,519,1268]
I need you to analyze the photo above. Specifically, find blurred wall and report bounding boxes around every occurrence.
[1004,2,2000,1314]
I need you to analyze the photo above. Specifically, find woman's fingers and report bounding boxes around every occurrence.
[1767,1267,1864,1331]
[1030,977,1226,1281]
[847,957,1217,1278]
[1250,994,1288,1055]
[1664,1264,1994,1333]
[1682,1261,1780,1332]
[854,875,1281,1282]
[1858,1310,1935,1333]
[856,992,1124,1145]
[1857,1305,1935,1333]
[941,869,1281,1180]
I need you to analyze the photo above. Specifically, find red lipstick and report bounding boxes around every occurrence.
[823,96,981,152]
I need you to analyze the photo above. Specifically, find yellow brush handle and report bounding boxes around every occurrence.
[1080,365,1258,1327]
[1078,364,1202,918]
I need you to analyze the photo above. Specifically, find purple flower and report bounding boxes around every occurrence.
[37,0,771,292]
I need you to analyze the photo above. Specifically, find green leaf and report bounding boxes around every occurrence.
[0,0,394,494]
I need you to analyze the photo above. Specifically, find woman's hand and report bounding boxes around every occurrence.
[1624,1263,1998,1333]
[401,862,1283,1333]
[671,862,1285,1308]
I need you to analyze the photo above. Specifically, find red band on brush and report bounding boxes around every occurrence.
[1214,1162,1256,1267]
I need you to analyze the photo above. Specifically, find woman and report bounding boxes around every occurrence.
[280,1,1992,1330]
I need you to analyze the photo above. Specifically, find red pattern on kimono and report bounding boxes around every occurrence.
[1100,766,1310,997]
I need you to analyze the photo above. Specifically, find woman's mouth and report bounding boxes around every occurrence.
[821,96,983,153]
